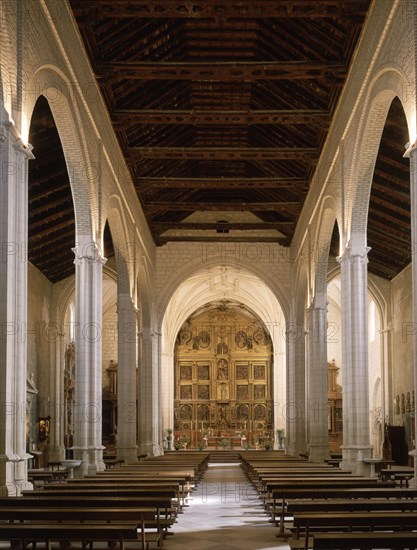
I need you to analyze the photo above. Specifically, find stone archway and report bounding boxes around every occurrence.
[160,265,287,446]
[173,301,273,449]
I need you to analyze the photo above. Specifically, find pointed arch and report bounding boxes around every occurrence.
[156,252,291,332]
[160,265,287,431]
[25,66,97,239]
[348,69,412,248]
[105,195,134,295]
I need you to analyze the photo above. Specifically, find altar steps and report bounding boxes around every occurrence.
[209,451,241,463]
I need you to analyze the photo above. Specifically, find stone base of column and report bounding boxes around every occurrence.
[340,445,373,475]
[117,445,139,464]
[308,444,331,463]
[286,440,307,458]
[138,443,164,458]
[0,454,29,496]
[72,446,106,476]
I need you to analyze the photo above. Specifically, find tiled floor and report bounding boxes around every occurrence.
[164,463,290,550]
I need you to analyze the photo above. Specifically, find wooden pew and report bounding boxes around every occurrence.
[311,531,417,549]
[380,467,415,487]
[65,477,191,505]
[0,507,161,550]
[291,511,417,550]
[27,485,183,512]
[270,486,417,536]
[0,523,142,550]
[0,495,175,538]
[263,478,396,506]
[286,497,417,514]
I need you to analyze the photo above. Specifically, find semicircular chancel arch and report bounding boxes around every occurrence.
[160,265,287,432]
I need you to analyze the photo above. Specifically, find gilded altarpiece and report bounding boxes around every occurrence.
[174,305,272,433]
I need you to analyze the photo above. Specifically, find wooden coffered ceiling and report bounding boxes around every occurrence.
[27,1,412,283]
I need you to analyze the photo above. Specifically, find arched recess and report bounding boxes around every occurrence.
[157,254,291,331]
[105,197,134,294]
[347,70,413,249]
[160,266,287,436]
[25,67,97,241]
[312,198,340,303]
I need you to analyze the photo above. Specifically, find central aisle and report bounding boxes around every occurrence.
[165,462,289,550]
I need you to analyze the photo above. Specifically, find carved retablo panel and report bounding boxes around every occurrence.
[174,303,272,432]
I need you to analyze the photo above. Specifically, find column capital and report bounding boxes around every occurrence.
[72,243,107,266]
[404,141,417,158]
[336,244,370,264]
[117,292,138,313]
[306,300,328,314]
[138,328,161,339]
[0,121,34,158]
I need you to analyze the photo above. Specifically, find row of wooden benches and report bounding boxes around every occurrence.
[240,450,417,550]
[0,451,211,549]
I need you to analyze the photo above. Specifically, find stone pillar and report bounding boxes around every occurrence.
[0,121,34,495]
[47,332,66,462]
[306,298,330,462]
[117,292,138,464]
[72,240,106,475]
[138,328,163,456]
[405,142,417,486]
[161,351,174,434]
[338,244,372,474]
[285,323,307,457]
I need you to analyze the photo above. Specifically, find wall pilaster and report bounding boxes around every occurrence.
[0,122,34,495]
[306,299,330,462]
[117,292,138,464]
[285,325,307,457]
[138,328,163,456]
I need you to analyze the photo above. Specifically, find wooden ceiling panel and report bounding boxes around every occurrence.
[26,1,411,283]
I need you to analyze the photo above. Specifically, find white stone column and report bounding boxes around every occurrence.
[338,244,372,474]
[138,328,163,456]
[72,240,106,475]
[117,293,138,464]
[47,331,66,462]
[0,121,34,495]
[306,298,330,462]
[285,323,307,457]
[405,142,417,486]
[161,351,174,433]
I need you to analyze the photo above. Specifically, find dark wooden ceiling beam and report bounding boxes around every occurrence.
[370,190,410,217]
[152,220,294,232]
[29,246,75,264]
[29,196,74,217]
[99,61,345,81]
[113,109,330,126]
[367,225,411,249]
[156,235,289,245]
[368,208,410,231]
[373,168,409,191]
[29,182,71,203]
[145,201,301,212]
[29,211,75,232]
[137,176,308,189]
[71,1,369,19]
[29,228,75,252]
[130,146,318,160]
